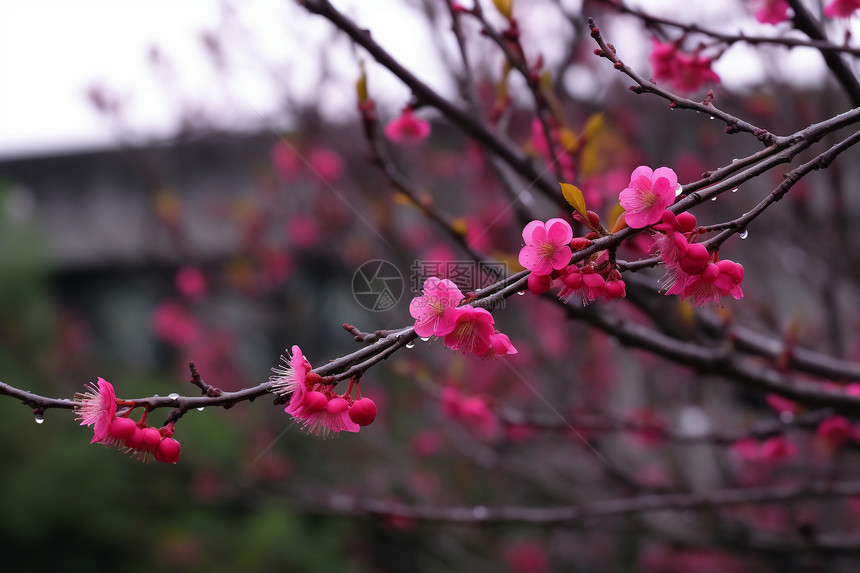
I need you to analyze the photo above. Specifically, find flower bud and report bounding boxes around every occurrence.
[326,397,350,414]
[155,437,182,464]
[349,398,378,426]
[109,416,138,440]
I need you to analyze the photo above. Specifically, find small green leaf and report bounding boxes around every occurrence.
[560,182,587,218]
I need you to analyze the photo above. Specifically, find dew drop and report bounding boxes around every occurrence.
[197,407,205,412]
[168,392,180,400]
[739,230,749,239]
[517,290,526,296]
[731,188,738,193]
[711,197,717,202]
[709,116,715,120]
[35,414,44,424]
[420,337,430,342]
[731,158,739,163]
[405,341,416,349]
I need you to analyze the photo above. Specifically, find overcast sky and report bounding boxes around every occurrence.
[0,0,844,160]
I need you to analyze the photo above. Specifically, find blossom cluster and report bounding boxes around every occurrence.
[651,210,744,306]
[270,345,377,436]
[74,378,181,464]
[649,39,721,93]
[519,217,626,304]
[409,277,517,358]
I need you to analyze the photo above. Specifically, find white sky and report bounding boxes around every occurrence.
[0,0,850,160]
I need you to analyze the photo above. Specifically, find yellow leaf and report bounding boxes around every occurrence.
[610,212,628,234]
[583,113,605,140]
[560,182,587,218]
[493,0,513,19]
[559,128,578,153]
[607,202,625,231]
[452,217,469,236]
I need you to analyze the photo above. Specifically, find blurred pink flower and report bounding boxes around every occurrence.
[270,140,301,180]
[385,107,431,144]
[505,542,549,573]
[649,39,720,93]
[308,147,344,181]
[824,0,860,18]
[175,266,207,299]
[152,301,200,346]
[817,416,852,447]
[753,0,790,24]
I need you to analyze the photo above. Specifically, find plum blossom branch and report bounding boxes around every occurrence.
[299,0,570,210]
[587,17,777,144]
[593,0,860,57]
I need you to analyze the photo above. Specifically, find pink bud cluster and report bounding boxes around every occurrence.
[519,218,625,304]
[409,277,518,358]
[649,39,721,93]
[74,377,181,464]
[270,345,377,436]
[651,210,744,306]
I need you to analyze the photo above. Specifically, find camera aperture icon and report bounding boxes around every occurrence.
[352,260,404,312]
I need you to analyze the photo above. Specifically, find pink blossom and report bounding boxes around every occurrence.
[649,39,720,93]
[518,218,573,275]
[152,300,199,347]
[74,377,118,444]
[270,141,300,180]
[505,542,550,573]
[443,306,496,355]
[287,215,320,248]
[307,147,344,181]
[302,396,360,436]
[824,0,860,18]
[619,166,678,229]
[483,331,518,359]
[671,51,721,92]
[758,436,797,463]
[441,387,499,440]
[270,345,360,436]
[650,39,678,82]
[682,259,744,306]
[175,266,207,299]
[817,416,852,447]
[409,277,464,338]
[753,0,790,24]
[765,393,799,415]
[385,107,431,144]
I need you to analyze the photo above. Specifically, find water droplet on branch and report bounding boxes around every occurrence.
[739,230,749,239]
[197,407,205,412]
[516,291,526,296]
[168,392,180,401]
[35,413,45,424]
[405,341,415,349]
